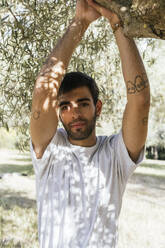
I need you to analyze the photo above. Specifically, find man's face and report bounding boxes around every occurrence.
[58,86,101,141]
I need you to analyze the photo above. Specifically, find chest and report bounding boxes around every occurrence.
[38,150,121,247]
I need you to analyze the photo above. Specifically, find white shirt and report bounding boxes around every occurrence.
[30,129,144,248]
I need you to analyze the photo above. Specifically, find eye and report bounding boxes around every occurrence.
[80,102,89,107]
[60,105,69,112]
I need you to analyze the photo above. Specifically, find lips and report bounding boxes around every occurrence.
[70,121,86,129]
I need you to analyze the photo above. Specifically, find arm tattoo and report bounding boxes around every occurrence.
[127,73,149,94]
[142,117,148,126]
[32,111,41,120]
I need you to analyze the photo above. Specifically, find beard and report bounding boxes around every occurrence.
[61,112,97,141]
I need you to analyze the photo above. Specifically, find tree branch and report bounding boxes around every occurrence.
[95,0,165,39]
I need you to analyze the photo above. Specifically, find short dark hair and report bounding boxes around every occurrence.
[58,72,99,105]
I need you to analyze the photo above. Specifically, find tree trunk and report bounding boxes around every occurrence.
[95,0,165,39]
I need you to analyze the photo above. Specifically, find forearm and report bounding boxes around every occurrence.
[30,19,88,152]
[113,27,150,161]
[45,19,88,70]
[113,27,150,105]
[30,0,100,157]
[36,18,88,91]
[88,1,151,161]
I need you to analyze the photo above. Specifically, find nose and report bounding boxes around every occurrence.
[71,106,81,119]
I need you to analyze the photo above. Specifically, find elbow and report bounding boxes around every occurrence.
[33,74,59,99]
[138,94,150,109]
[129,93,150,110]
[137,82,151,108]
[32,142,45,159]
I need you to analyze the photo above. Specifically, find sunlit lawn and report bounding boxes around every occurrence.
[0,150,165,248]
[0,150,38,248]
[118,159,165,248]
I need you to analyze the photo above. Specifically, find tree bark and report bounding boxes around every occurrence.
[95,0,165,39]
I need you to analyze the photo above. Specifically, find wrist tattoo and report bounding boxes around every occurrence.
[127,73,149,94]
[32,111,41,120]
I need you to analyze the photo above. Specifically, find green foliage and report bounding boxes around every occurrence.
[0,0,75,129]
[144,40,165,148]
[0,1,165,150]
[0,0,122,148]
[0,128,17,149]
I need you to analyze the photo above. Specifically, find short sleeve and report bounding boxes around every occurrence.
[111,130,145,180]
[30,128,67,178]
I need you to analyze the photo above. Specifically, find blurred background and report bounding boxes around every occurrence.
[0,1,165,247]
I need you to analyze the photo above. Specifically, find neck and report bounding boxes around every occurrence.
[68,130,97,147]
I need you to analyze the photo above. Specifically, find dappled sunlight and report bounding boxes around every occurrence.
[119,186,165,248]
[0,202,38,247]
[0,173,36,200]
[33,58,66,112]
[32,132,120,247]
[43,97,50,111]
[0,150,38,246]
[1,146,165,247]
[51,60,65,75]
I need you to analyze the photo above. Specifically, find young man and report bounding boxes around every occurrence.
[30,0,150,247]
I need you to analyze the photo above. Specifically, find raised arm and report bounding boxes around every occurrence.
[88,0,150,162]
[30,0,100,159]
[113,28,150,162]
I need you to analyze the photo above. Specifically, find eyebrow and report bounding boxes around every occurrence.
[59,98,91,107]
[77,98,91,103]
[59,101,70,107]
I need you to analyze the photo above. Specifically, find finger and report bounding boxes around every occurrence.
[87,0,113,16]
[87,0,102,13]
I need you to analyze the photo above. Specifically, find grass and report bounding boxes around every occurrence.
[0,207,38,248]
[141,162,165,170]
[0,150,33,176]
[119,192,165,248]
[118,160,165,248]
[0,163,33,176]
[0,149,38,247]
[0,150,165,248]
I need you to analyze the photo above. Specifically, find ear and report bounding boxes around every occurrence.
[96,100,102,117]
